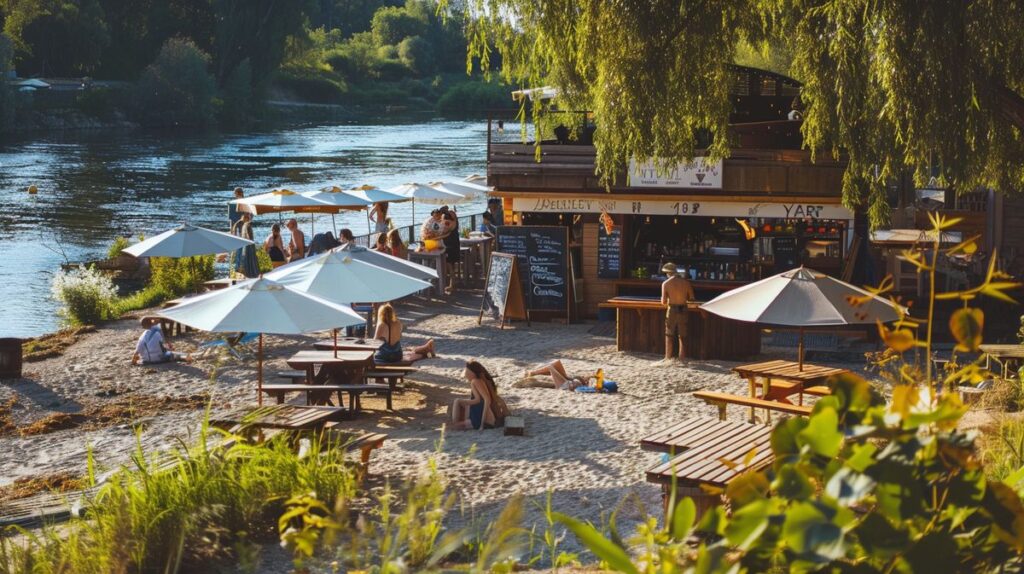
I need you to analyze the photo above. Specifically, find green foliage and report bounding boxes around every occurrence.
[150,255,215,296]
[109,285,173,317]
[437,80,508,116]
[0,423,359,573]
[133,38,216,127]
[468,1,1024,228]
[0,33,15,132]
[105,236,130,259]
[49,266,116,326]
[1,0,110,76]
[371,5,425,47]
[218,58,255,128]
[398,34,434,76]
[275,71,346,103]
[982,416,1024,485]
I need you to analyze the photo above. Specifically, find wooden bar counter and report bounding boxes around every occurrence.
[599,296,761,360]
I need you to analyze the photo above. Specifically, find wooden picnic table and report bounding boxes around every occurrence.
[313,337,383,352]
[287,349,374,383]
[409,248,447,297]
[733,359,846,420]
[210,404,344,431]
[980,344,1024,378]
[645,418,774,519]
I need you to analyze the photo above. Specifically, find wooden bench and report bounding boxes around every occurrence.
[322,424,388,467]
[337,383,393,411]
[640,418,763,454]
[364,368,416,391]
[261,384,351,406]
[692,390,812,422]
[277,370,309,384]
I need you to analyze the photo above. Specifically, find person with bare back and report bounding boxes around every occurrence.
[661,262,695,362]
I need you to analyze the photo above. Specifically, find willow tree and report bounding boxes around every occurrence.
[465,0,1024,226]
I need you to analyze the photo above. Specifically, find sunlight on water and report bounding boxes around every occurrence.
[0,118,488,337]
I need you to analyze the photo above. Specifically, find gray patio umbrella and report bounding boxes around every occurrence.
[701,266,904,369]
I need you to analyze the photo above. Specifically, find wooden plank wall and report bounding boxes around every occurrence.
[1001,195,1024,278]
[581,222,616,317]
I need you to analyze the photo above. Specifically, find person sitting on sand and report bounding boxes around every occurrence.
[451,360,507,430]
[524,359,593,391]
[372,303,436,364]
[131,318,190,365]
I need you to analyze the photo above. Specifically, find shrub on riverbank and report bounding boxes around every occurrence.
[50,266,117,327]
[133,39,217,127]
[437,81,509,117]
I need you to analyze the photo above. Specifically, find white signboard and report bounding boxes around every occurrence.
[512,196,854,220]
[629,157,723,189]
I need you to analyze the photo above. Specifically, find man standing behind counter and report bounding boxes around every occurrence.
[661,263,695,363]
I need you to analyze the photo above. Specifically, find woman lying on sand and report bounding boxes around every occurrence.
[524,360,594,391]
[451,360,507,430]
[372,303,437,364]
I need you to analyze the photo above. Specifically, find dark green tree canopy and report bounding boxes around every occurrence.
[467,0,1024,226]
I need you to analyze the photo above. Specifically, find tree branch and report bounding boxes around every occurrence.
[996,82,1024,132]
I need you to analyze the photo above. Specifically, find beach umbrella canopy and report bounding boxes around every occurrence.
[122,223,253,258]
[343,185,409,205]
[388,182,466,205]
[302,187,374,210]
[428,180,489,201]
[463,174,488,186]
[701,266,904,369]
[335,244,438,281]
[231,189,339,215]
[265,250,432,303]
[158,278,365,404]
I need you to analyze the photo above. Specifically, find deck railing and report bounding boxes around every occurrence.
[351,212,485,248]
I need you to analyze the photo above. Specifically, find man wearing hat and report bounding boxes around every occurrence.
[661,263,695,362]
[131,317,190,365]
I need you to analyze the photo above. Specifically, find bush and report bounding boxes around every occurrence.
[106,236,131,259]
[110,285,173,317]
[274,72,346,103]
[398,35,435,76]
[218,59,255,128]
[150,256,215,296]
[51,266,117,326]
[371,6,424,46]
[437,81,509,116]
[133,38,216,127]
[75,87,116,120]
[370,59,409,81]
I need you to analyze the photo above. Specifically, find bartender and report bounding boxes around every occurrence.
[661,263,695,363]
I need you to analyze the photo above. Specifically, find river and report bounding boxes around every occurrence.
[0,118,488,338]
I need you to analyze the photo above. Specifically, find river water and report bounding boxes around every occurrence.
[0,118,488,338]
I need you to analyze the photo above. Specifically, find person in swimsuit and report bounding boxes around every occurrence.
[286,218,305,262]
[661,262,696,362]
[452,360,502,430]
[525,359,594,391]
[386,228,407,259]
[372,303,436,364]
[264,223,286,264]
[370,201,389,234]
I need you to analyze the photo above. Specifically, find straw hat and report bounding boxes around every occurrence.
[661,262,678,276]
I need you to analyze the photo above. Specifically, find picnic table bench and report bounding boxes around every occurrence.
[645,418,774,520]
[980,344,1024,378]
[693,390,813,422]
[262,383,393,410]
[732,359,846,421]
[210,404,345,432]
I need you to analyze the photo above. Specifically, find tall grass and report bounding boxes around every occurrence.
[0,423,358,573]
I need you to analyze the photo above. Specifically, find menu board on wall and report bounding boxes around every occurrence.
[772,236,800,274]
[597,225,622,279]
[496,226,569,312]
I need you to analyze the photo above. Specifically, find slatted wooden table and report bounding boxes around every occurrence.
[980,344,1024,378]
[210,404,345,431]
[645,418,774,519]
[733,359,847,421]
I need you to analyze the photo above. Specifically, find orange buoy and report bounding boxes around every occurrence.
[27,185,38,194]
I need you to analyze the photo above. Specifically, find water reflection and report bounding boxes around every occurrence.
[0,118,487,336]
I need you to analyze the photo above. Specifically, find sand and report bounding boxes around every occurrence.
[0,291,871,562]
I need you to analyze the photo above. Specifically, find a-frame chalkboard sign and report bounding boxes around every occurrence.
[478,252,529,328]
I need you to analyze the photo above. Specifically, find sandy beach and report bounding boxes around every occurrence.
[0,290,871,560]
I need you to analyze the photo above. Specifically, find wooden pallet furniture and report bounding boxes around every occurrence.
[645,418,774,520]
[693,390,813,422]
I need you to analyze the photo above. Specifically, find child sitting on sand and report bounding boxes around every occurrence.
[131,318,190,365]
[524,360,593,391]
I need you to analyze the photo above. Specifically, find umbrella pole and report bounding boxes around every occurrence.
[366,210,371,235]
[333,328,338,358]
[798,327,805,371]
[258,333,264,406]
[332,214,337,236]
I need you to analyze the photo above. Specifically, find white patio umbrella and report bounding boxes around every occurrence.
[123,223,254,291]
[463,174,488,186]
[232,188,340,237]
[123,223,253,258]
[266,250,433,355]
[158,278,365,405]
[700,266,904,370]
[342,185,410,233]
[428,180,489,201]
[302,187,374,235]
[335,244,438,282]
[388,182,466,223]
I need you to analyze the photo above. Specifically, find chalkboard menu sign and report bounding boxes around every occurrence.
[479,253,527,327]
[597,225,622,279]
[772,236,800,273]
[496,226,570,313]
